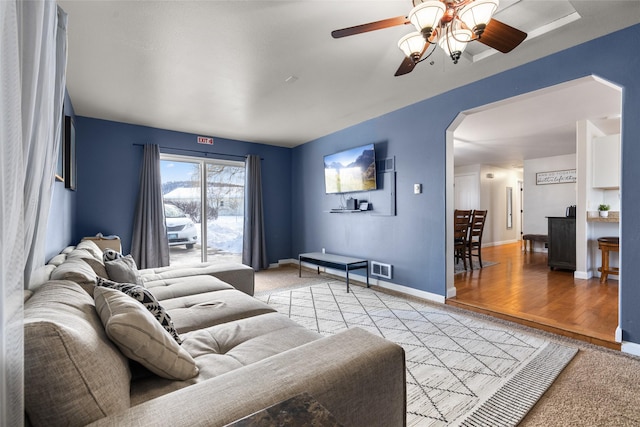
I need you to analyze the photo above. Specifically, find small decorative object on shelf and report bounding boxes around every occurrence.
[598,204,610,218]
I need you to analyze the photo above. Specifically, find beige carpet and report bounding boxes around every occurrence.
[255,266,640,426]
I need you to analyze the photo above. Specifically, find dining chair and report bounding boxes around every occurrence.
[468,210,488,269]
[454,209,472,270]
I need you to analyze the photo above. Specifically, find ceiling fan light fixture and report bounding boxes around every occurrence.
[458,0,499,37]
[438,28,472,63]
[398,32,426,60]
[409,1,446,39]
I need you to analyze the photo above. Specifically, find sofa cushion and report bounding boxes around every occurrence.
[105,254,141,285]
[61,245,75,254]
[76,239,105,261]
[139,262,255,296]
[27,264,56,290]
[65,247,109,279]
[129,312,321,405]
[83,257,110,279]
[145,274,234,301]
[66,247,98,263]
[94,286,199,381]
[163,289,277,333]
[24,280,131,426]
[50,256,97,295]
[47,253,66,266]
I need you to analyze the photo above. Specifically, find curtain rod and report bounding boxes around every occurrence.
[132,143,262,160]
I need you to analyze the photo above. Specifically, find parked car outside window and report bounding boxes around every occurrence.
[164,203,198,249]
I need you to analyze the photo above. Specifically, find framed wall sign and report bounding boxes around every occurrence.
[536,169,576,185]
[63,115,76,191]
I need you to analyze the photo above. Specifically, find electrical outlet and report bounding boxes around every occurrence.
[322,248,325,254]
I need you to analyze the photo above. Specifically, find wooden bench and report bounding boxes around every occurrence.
[523,234,548,252]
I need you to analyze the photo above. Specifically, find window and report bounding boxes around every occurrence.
[160,154,245,265]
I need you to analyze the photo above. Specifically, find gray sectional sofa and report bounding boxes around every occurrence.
[24,240,406,426]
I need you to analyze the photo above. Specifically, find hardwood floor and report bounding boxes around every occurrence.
[447,242,620,350]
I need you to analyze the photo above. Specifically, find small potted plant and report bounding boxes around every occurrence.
[598,204,610,218]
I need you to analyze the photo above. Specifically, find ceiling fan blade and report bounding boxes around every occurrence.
[332,16,410,39]
[394,56,417,76]
[477,19,527,53]
[394,41,432,77]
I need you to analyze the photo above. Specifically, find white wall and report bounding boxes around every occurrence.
[523,154,577,239]
[454,164,523,246]
[453,164,480,210]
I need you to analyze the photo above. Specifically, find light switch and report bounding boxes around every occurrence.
[414,183,422,194]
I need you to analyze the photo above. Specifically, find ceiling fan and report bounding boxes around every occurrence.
[331,0,527,76]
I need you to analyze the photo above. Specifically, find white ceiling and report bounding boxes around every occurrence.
[453,76,622,168]
[59,0,640,157]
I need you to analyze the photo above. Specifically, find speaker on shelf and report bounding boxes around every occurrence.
[346,198,358,210]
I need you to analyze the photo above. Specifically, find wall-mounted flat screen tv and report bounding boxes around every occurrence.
[324,143,377,194]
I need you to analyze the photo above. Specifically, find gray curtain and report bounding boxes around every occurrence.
[131,144,170,269]
[242,155,268,270]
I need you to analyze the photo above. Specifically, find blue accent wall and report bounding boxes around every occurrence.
[73,118,292,264]
[48,24,640,345]
[44,91,77,261]
[292,24,640,342]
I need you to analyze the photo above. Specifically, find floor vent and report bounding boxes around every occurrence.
[371,261,392,279]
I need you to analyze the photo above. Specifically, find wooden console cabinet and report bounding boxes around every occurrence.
[547,217,576,271]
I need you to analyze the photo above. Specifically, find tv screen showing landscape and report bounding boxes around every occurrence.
[324,143,377,194]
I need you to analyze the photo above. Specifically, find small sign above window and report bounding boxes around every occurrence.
[536,169,577,185]
[197,136,214,145]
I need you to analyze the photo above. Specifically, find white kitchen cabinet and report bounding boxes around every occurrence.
[592,134,620,189]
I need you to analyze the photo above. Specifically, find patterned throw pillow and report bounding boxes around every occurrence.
[93,286,198,381]
[103,249,123,262]
[96,277,182,344]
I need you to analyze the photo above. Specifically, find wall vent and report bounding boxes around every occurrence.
[371,261,392,279]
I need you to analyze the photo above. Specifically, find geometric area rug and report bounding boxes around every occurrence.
[256,281,578,427]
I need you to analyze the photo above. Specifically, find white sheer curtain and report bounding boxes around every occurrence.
[1,1,26,424]
[22,2,68,285]
[0,1,67,424]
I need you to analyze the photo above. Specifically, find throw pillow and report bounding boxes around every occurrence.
[93,286,199,381]
[96,277,182,344]
[103,248,123,262]
[105,255,141,285]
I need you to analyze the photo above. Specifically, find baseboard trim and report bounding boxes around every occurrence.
[484,239,518,248]
[278,258,446,304]
[276,258,297,267]
[375,281,446,304]
[447,286,457,298]
[574,270,591,280]
[622,341,640,356]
